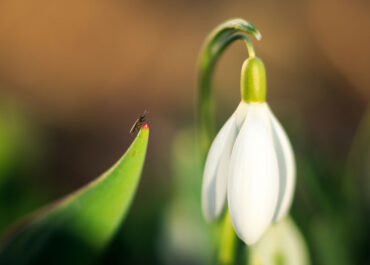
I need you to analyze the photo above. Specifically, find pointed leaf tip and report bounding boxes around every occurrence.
[0,127,149,264]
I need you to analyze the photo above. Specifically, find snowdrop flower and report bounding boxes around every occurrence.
[202,56,296,245]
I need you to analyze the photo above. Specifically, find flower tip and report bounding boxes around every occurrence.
[235,224,268,246]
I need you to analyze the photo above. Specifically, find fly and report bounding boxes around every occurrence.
[130,110,148,134]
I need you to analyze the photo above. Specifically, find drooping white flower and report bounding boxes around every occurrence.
[201,57,296,245]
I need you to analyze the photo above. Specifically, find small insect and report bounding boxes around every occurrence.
[130,110,148,134]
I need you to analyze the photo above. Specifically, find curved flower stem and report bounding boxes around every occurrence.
[218,210,237,265]
[197,18,261,264]
[197,18,261,159]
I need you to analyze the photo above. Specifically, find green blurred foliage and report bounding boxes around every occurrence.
[0,100,49,235]
[158,128,214,265]
[291,106,370,265]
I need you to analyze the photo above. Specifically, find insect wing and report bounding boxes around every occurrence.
[130,119,139,134]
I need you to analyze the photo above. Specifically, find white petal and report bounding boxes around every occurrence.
[228,103,279,245]
[202,102,249,222]
[202,114,237,221]
[268,106,296,222]
[234,101,249,130]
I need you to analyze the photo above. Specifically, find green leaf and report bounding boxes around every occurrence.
[0,124,149,265]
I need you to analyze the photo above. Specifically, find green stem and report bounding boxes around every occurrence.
[218,211,237,265]
[197,18,261,160]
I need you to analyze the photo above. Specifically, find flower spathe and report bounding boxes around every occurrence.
[201,101,296,245]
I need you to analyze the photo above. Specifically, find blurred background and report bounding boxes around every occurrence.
[0,0,369,264]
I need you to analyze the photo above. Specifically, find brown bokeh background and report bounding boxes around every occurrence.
[0,0,368,188]
[0,0,369,264]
